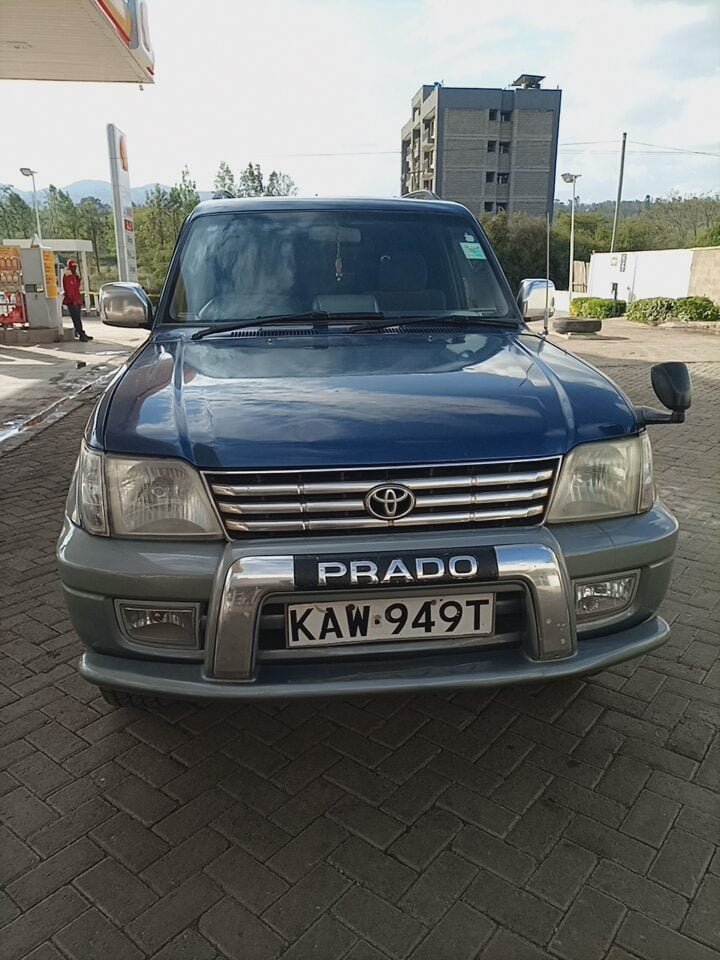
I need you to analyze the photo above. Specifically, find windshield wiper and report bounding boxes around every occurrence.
[190,311,385,340]
[347,313,517,333]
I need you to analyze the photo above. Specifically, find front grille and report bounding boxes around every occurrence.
[205,457,560,538]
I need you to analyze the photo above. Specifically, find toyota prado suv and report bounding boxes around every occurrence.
[57,196,691,706]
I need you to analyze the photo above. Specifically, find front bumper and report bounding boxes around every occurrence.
[57,503,678,700]
[79,616,669,698]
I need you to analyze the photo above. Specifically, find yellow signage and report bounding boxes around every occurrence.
[42,250,58,298]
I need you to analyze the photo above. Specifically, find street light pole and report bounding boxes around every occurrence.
[20,167,42,240]
[561,172,581,304]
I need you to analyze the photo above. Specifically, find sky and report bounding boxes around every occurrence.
[2,0,719,203]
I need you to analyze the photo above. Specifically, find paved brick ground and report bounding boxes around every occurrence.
[1,353,719,960]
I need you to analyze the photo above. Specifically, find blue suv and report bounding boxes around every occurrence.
[57,196,691,706]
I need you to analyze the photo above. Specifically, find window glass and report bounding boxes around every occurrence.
[166,210,512,322]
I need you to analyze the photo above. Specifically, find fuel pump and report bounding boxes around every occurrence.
[20,246,62,336]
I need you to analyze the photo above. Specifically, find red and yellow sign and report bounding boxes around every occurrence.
[95,0,132,44]
[0,246,26,325]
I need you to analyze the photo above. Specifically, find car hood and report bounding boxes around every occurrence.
[100,329,638,468]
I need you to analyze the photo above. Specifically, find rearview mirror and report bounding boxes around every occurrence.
[517,279,555,321]
[99,282,152,328]
[308,226,362,243]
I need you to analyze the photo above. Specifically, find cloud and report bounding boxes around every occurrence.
[0,0,717,202]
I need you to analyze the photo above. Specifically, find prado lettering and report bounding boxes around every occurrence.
[314,554,493,587]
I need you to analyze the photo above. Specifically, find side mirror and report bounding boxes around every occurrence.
[517,279,555,321]
[99,282,152,328]
[636,362,692,425]
[652,362,692,413]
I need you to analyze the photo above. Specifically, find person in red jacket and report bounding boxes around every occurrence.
[62,260,93,342]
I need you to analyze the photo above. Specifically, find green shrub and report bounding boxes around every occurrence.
[627,298,677,325]
[569,297,592,317]
[674,296,720,322]
[628,296,720,324]
[570,297,626,319]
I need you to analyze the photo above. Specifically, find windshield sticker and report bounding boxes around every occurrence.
[464,232,475,242]
[460,241,487,260]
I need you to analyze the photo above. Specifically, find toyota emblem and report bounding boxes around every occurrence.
[365,484,416,521]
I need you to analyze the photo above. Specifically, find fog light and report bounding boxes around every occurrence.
[574,574,637,619]
[117,602,200,648]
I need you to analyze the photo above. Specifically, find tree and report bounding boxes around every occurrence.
[697,221,720,246]
[135,184,173,291]
[236,162,265,197]
[638,193,720,247]
[213,161,236,195]
[44,185,80,238]
[553,211,611,263]
[168,166,200,235]
[212,161,297,198]
[615,217,662,252]
[482,212,567,290]
[0,187,35,238]
[147,183,171,248]
[77,197,113,273]
[266,170,298,197]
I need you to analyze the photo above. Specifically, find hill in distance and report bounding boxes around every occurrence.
[4,179,213,205]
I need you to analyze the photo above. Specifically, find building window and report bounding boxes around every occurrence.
[487,140,497,153]
[497,173,509,185]
[489,109,498,121]
[499,141,510,154]
[484,202,494,212]
[501,111,512,121]
[485,171,495,183]
[496,202,508,212]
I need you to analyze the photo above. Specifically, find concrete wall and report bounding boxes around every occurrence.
[588,247,720,304]
[588,249,693,302]
[689,247,720,304]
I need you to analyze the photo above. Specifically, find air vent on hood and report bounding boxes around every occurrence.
[227,324,466,338]
[389,325,465,335]
[229,328,320,338]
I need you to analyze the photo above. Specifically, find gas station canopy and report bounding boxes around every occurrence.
[1,0,154,83]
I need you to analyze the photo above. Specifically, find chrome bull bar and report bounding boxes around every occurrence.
[206,545,574,681]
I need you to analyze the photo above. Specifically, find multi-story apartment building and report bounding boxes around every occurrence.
[401,75,561,219]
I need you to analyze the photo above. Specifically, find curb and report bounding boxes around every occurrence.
[656,322,720,335]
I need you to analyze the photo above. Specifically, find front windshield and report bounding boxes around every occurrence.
[166,209,513,323]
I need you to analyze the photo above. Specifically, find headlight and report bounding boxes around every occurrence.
[77,445,109,535]
[548,434,654,523]
[638,430,655,512]
[106,456,222,537]
[72,444,222,539]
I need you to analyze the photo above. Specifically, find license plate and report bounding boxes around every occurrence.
[287,593,495,647]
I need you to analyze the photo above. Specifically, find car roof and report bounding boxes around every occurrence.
[188,196,472,219]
